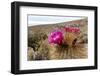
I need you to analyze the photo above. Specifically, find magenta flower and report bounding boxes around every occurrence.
[64,26,80,33]
[48,31,63,45]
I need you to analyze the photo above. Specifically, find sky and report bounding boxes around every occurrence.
[28,15,85,26]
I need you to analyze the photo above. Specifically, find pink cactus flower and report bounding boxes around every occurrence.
[64,26,80,33]
[48,31,63,45]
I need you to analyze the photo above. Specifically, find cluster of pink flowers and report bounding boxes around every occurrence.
[48,26,80,45]
[64,26,80,33]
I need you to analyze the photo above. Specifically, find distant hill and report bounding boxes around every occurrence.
[28,18,87,37]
